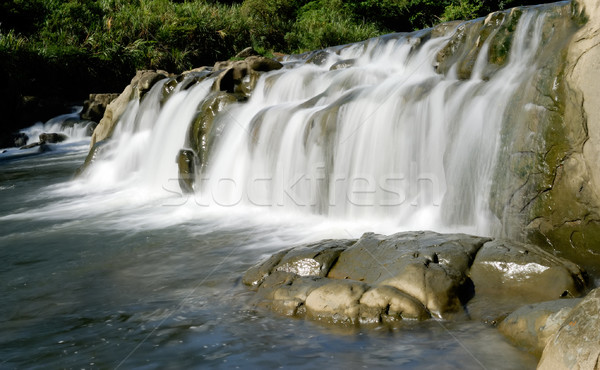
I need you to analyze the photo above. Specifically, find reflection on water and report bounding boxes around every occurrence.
[0,140,538,369]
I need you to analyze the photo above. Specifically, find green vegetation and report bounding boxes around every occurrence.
[0,0,559,133]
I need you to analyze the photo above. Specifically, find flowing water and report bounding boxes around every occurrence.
[0,4,571,369]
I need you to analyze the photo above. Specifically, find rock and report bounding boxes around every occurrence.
[243,231,586,326]
[186,91,238,168]
[305,279,369,324]
[359,285,430,323]
[485,0,600,271]
[214,60,252,94]
[81,93,119,122]
[1,132,29,149]
[330,59,356,70]
[12,133,28,147]
[470,240,586,300]
[467,240,587,321]
[19,142,41,150]
[327,232,489,318]
[498,298,581,355]
[538,287,600,369]
[304,50,332,65]
[245,56,283,72]
[254,272,327,316]
[235,47,260,59]
[243,249,293,289]
[213,56,282,95]
[75,141,107,177]
[176,149,197,194]
[89,70,170,148]
[39,133,67,144]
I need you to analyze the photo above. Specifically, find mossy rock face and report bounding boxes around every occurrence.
[176,149,197,194]
[487,8,522,67]
[187,91,238,168]
[485,2,600,271]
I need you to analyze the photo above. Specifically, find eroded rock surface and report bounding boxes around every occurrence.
[498,299,581,355]
[243,231,587,326]
[90,70,170,148]
[538,287,600,370]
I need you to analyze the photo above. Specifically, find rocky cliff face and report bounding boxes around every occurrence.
[491,0,600,272]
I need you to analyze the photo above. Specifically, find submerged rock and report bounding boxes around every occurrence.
[243,231,587,326]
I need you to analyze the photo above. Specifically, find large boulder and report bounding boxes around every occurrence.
[243,231,587,325]
[467,240,586,321]
[498,298,581,355]
[89,70,169,148]
[537,287,600,369]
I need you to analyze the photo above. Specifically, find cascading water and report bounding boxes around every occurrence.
[81,5,554,237]
[20,107,97,144]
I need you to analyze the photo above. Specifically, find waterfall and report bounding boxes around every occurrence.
[80,4,566,236]
[20,107,97,144]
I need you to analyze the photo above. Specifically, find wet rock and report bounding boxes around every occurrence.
[470,240,586,301]
[12,132,28,147]
[327,232,489,318]
[1,132,29,149]
[39,133,67,144]
[235,47,260,59]
[81,93,119,122]
[498,298,581,355]
[304,50,332,65]
[213,56,282,95]
[538,287,600,369]
[359,285,430,323]
[176,149,197,194]
[75,141,107,177]
[90,70,170,148]
[487,0,600,271]
[213,60,253,94]
[186,91,238,168]
[330,59,356,70]
[19,142,41,150]
[467,240,587,321]
[245,56,283,72]
[243,249,293,289]
[305,279,369,324]
[244,231,585,327]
